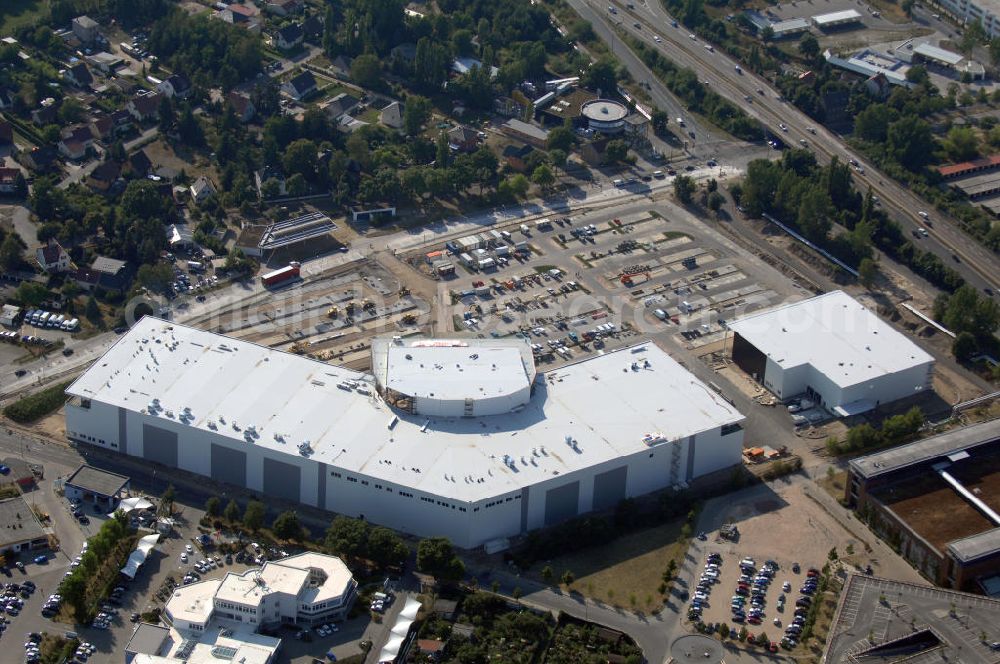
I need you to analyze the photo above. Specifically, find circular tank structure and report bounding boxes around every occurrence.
[581,99,629,134]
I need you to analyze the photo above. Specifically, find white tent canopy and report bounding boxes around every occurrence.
[378,598,422,663]
[111,496,154,515]
[120,533,160,578]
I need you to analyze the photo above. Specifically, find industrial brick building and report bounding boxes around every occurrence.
[845,419,1000,594]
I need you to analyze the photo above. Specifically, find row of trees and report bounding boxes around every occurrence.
[826,407,924,455]
[735,150,966,292]
[59,511,133,620]
[933,285,1000,361]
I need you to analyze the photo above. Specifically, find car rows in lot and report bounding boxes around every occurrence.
[23,309,79,331]
[731,558,778,628]
[687,552,722,621]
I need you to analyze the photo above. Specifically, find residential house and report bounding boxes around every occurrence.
[35,239,71,273]
[390,43,417,64]
[90,115,113,142]
[127,91,164,122]
[502,144,534,172]
[500,119,548,148]
[281,71,317,101]
[64,63,94,88]
[58,126,94,160]
[72,16,100,44]
[0,120,12,146]
[451,57,499,78]
[447,125,480,152]
[302,15,324,41]
[21,147,58,172]
[111,109,134,135]
[226,91,255,123]
[864,72,892,100]
[157,74,193,100]
[330,55,353,77]
[86,52,124,74]
[85,160,121,193]
[275,23,304,50]
[322,92,359,122]
[255,167,287,198]
[0,88,14,110]
[190,176,217,204]
[223,3,258,23]
[0,305,21,327]
[76,256,129,292]
[380,101,404,130]
[579,137,612,167]
[31,104,57,127]
[265,0,302,16]
[495,96,527,118]
[128,150,153,177]
[0,168,23,195]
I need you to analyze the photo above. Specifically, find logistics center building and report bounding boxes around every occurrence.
[65,318,745,548]
[728,291,934,416]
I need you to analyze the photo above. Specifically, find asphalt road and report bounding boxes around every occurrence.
[571,0,1000,295]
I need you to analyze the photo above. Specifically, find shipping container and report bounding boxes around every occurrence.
[261,262,301,287]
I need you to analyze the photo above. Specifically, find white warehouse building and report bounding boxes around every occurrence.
[65,318,745,549]
[728,290,934,417]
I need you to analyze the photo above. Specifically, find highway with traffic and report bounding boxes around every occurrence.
[570,0,1000,294]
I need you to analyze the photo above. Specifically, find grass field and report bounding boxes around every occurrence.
[0,0,46,36]
[527,520,688,612]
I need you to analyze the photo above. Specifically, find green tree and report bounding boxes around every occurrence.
[546,126,576,153]
[858,257,878,288]
[136,263,174,292]
[953,331,978,361]
[798,34,820,60]
[542,565,554,583]
[205,496,221,517]
[325,516,369,558]
[223,499,240,522]
[161,484,176,515]
[283,138,318,181]
[828,547,838,561]
[0,233,23,271]
[367,527,408,568]
[403,95,431,136]
[350,54,383,89]
[582,57,618,96]
[531,164,556,190]
[603,139,628,165]
[674,174,695,204]
[935,284,1000,339]
[243,500,266,532]
[707,190,724,212]
[561,569,575,588]
[854,105,895,143]
[942,126,980,161]
[84,294,101,322]
[905,65,929,85]
[499,174,530,200]
[57,97,85,124]
[416,537,465,580]
[651,109,669,134]
[902,0,915,16]
[796,188,833,243]
[177,105,203,146]
[158,95,175,132]
[272,510,304,540]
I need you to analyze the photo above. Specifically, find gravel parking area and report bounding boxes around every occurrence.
[680,480,866,646]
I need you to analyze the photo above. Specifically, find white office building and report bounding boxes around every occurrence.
[166,552,356,632]
[937,0,1000,37]
[728,290,934,416]
[65,318,745,549]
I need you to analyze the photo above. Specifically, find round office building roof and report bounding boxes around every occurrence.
[581,99,629,124]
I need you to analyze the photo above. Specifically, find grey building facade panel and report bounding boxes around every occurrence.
[544,481,580,526]
[686,434,696,482]
[210,444,247,488]
[118,407,128,454]
[142,424,178,467]
[592,465,628,512]
[263,457,301,502]
[520,486,530,532]
[317,462,327,509]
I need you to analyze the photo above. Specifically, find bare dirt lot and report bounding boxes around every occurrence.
[681,480,864,635]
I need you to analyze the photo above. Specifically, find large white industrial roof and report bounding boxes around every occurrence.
[728,291,933,388]
[68,317,743,503]
[812,8,862,24]
[379,341,531,402]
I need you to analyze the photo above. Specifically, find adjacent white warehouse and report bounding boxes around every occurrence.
[728,290,934,416]
[65,318,745,548]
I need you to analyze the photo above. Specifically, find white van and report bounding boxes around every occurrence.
[519,224,530,235]
[654,308,667,320]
